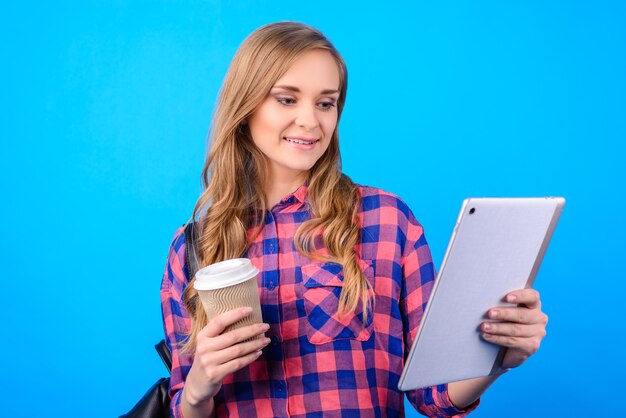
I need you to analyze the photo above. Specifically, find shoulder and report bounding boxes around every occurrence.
[160,225,188,291]
[168,225,188,262]
[357,185,421,226]
[356,185,427,254]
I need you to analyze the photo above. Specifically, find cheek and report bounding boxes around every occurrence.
[266,105,293,130]
[322,114,338,136]
[250,105,287,140]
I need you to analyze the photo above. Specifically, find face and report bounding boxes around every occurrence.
[247,48,341,183]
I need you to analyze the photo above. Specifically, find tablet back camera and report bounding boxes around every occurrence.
[469,208,476,215]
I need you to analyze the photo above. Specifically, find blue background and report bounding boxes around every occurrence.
[2,1,624,416]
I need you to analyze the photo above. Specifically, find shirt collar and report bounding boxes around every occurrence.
[272,179,310,213]
[247,179,311,218]
[280,180,309,205]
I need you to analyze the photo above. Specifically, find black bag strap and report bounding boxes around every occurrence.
[184,221,200,281]
[153,222,199,375]
[154,340,172,374]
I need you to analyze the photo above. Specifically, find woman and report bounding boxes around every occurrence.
[160,21,548,418]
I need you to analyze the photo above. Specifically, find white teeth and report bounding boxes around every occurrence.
[284,137,316,145]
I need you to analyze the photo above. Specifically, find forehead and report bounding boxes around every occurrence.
[274,49,340,92]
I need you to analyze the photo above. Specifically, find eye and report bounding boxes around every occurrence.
[275,96,336,112]
[318,101,336,112]
[276,97,296,106]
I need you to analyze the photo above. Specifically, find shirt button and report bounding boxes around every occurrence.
[274,381,285,392]
[267,281,275,290]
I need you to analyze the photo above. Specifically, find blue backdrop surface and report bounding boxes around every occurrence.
[2,1,624,417]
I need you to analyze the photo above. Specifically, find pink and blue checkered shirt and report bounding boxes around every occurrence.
[160,183,480,417]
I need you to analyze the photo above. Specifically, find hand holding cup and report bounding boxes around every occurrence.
[183,307,271,406]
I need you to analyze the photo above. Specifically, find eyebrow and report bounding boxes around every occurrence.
[272,84,339,95]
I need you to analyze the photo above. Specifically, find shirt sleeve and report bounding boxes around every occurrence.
[160,226,193,418]
[400,208,480,417]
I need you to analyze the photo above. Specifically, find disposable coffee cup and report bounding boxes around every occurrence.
[194,258,264,341]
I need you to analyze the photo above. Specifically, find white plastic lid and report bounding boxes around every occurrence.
[193,258,259,290]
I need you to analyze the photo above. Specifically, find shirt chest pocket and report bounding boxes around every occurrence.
[300,259,375,345]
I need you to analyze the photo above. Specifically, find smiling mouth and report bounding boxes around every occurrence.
[283,137,319,145]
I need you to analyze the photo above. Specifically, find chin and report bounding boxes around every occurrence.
[290,164,316,173]
[281,160,317,173]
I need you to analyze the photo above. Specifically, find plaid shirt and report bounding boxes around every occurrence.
[160,183,480,417]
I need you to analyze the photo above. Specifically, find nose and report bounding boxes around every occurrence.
[294,104,319,131]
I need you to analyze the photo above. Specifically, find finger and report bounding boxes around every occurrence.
[212,347,265,378]
[481,321,546,339]
[505,289,541,309]
[201,307,255,338]
[488,306,546,325]
[205,322,270,352]
[481,333,542,354]
[211,336,271,366]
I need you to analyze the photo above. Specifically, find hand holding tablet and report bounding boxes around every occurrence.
[398,197,565,391]
[481,286,549,370]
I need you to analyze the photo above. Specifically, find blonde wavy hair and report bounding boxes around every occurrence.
[181,21,373,354]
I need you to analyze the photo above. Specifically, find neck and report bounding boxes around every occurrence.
[263,167,308,208]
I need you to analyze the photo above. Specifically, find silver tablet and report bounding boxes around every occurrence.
[398,197,565,391]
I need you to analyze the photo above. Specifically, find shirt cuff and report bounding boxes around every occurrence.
[429,384,480,417]
[170,388,184,418]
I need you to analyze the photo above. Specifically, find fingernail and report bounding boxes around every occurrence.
[260,323,270,331]
[507,294,517,303]
[256,349,263,356]
[483,333,493,339]
[490,310,499,319]
[242,307,253,314]
[483,323,491,331]
[264,337,271,344]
